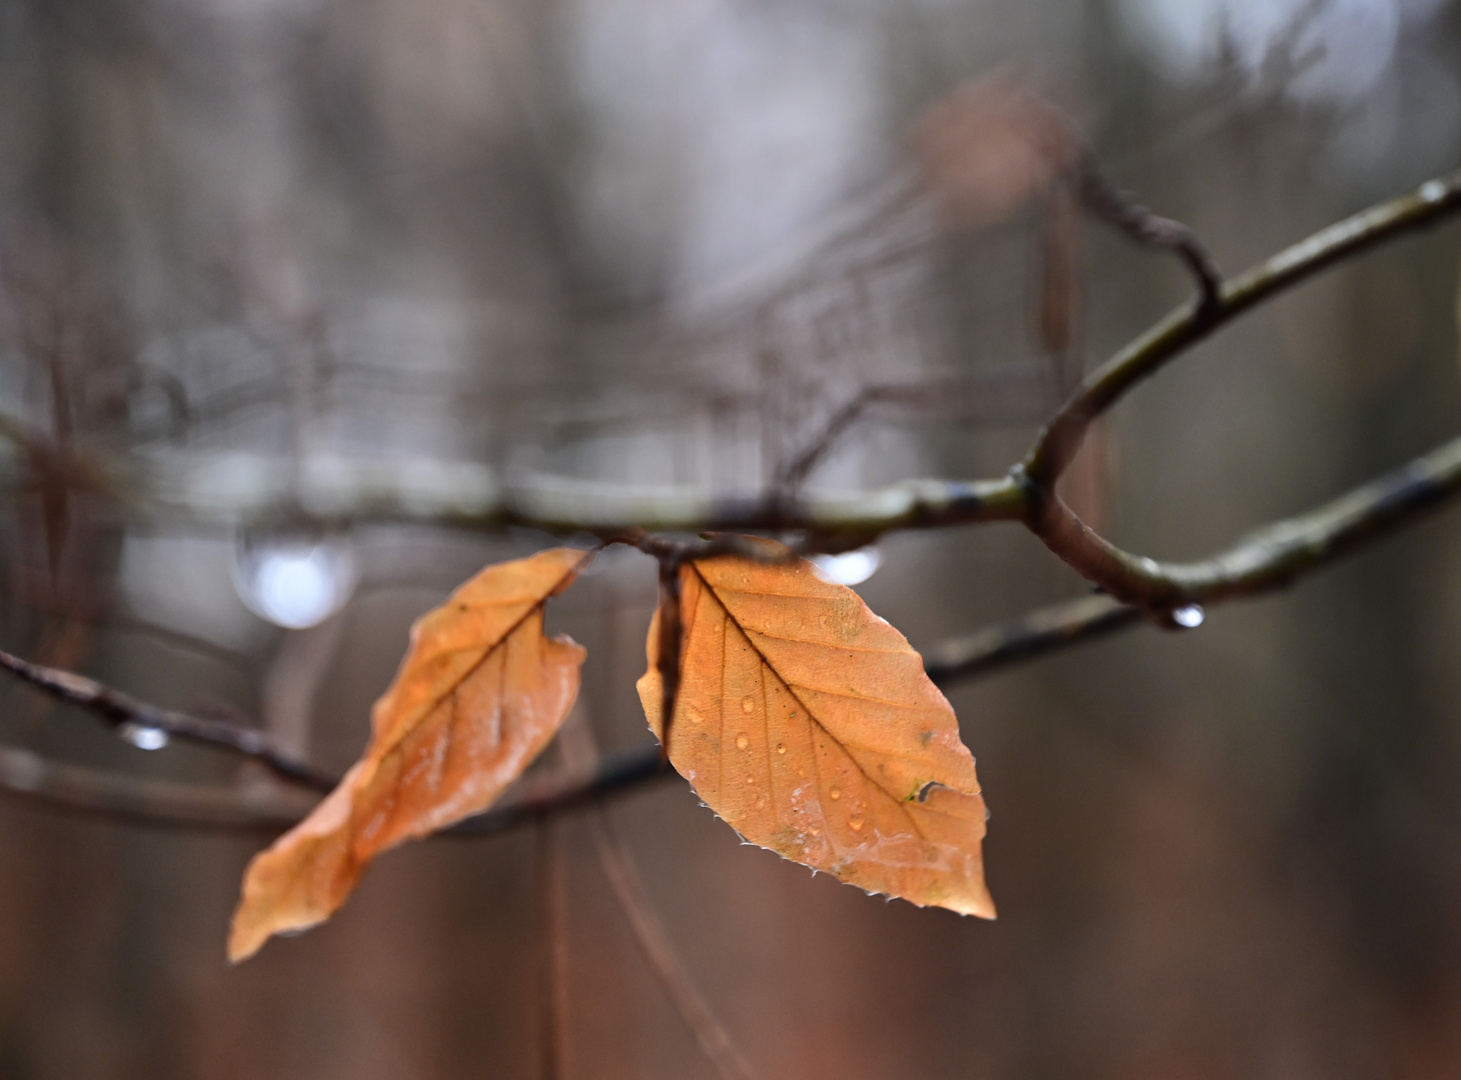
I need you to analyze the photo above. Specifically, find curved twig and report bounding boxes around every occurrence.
[1023,169,1461,487]
[1026,431,1461,612]
[1076,162,1223,315]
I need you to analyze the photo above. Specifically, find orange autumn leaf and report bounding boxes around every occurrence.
[229,546,590,962]
[637,552,995,918]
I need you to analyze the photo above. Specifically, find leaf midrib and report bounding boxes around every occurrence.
[688,561,929,841]
[382,554,584,759]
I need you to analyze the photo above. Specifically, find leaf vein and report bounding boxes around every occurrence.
[690,564,928,840]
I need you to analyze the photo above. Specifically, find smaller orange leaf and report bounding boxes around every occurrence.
[229,546,590,962]
[638,551,995,918]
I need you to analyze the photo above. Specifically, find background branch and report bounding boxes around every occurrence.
[588,807,763,1080]
[0,647,337,791]
[14,170,1439,549]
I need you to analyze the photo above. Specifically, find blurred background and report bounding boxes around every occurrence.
[2,0,1461,1075]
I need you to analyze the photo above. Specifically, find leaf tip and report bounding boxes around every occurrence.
[226,925,265,965]
[226,896,288,964]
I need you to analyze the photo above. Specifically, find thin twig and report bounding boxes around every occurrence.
[1077,161,1223,315]
[0,589,1143,832]
[0,647,338,792]
[1024,168,1461,487]
[777,386,897,495]
[4,422,1461,831]
[1025,431,1461,612]
[774,367,1057,495]
[78,171,1454,540]
[589,807,764,1080]
[922,593,1141,682]
[449,750,672,836]
[553,706,761,1080]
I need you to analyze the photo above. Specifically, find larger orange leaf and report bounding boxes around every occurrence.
[229,546,590,961]
[637,553,995,918]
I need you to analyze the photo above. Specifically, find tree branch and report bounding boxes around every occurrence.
[0,647,337,792]
[118,450,1029,542]
[1023,169,1461,487]
[10,413,1461,837]
[3,170,1461,835]
[5,426,1461,830]
[1026,431,1461,612]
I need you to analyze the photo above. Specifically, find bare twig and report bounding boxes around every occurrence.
[1076,161,1223,315]
[922,593,1141,682]
[0,647,338,792]
[777,384,925,495]
[1026,432,1461,612]
[590,808,764,1080]
[0,738,672,834]
[449,750,672,836]
[775,366,1059,495]
[106,448,1029,543]
[1038,182,1084,395]
[1024,169,1461,487]
[10,412,1461,834]
[7,412,1461,829]
[550,706,761,1080]
[0,587,1141,832]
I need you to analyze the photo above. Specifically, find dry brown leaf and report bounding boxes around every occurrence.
[229,546,590,961]
[637,552,995,918]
